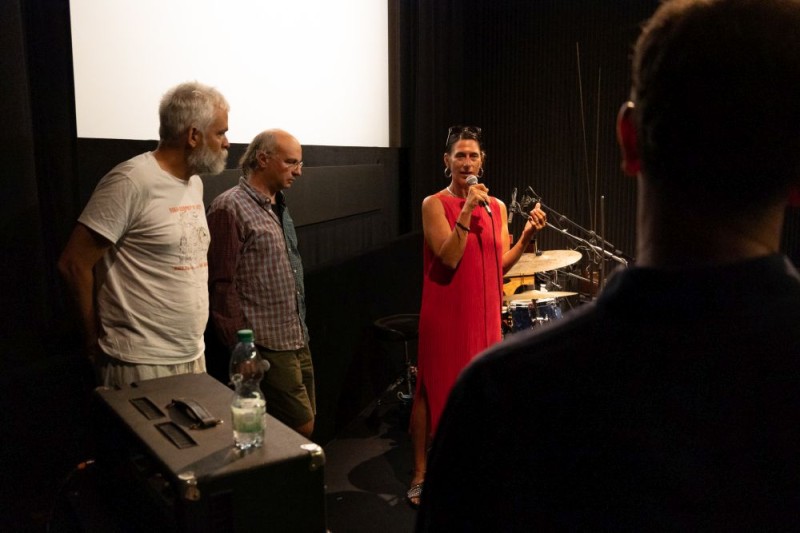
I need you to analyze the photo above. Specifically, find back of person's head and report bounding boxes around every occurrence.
[633,0,800,213]
[239,130,280,177]
[158,81,229,144]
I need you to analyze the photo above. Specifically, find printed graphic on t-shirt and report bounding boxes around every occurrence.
[172,204,209,270]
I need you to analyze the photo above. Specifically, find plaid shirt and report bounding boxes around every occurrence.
[207,177,308,350]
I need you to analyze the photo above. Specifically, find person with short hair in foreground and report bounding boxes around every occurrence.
[417,0,800,529]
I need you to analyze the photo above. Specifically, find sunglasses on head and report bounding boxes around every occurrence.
[445,125,482,148]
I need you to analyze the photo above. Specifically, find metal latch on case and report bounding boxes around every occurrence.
[301,443,326,471]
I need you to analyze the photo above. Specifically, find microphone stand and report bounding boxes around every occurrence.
[549,221,628,266]
[521,187,625,261]
[508,202,628,267]
[600,195,606,290]
[538,269,594,288]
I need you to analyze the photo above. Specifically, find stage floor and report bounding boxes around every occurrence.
[324,385,418,532]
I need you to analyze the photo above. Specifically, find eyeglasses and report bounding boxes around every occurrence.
[262,151,303,170]
[281,159,304,171]
[445,125,482,148]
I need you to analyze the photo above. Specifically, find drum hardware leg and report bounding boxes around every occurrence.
[397,363,417,402]
[372,315,418,410]
[378,375,404,406]
[377,353,416,407]
[396,345,417,403]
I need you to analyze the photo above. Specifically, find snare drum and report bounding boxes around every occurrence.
[534,298,563,322]
[509,300,535,332]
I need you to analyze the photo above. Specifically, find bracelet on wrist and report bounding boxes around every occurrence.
[456,221,470,233]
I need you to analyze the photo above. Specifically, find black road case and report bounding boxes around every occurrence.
[93,372,326,532]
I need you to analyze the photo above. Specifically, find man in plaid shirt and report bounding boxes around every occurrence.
[207,129,315,438]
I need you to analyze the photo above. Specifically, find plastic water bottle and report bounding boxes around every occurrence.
[229,329,269,450]
[231,386,266,450]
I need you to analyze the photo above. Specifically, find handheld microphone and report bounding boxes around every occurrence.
[466,175,491,215]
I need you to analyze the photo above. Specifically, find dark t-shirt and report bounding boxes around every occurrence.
[418,254,800,531]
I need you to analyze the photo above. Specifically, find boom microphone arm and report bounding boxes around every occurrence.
[507,190,629,267]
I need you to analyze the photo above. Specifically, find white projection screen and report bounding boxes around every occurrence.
[69,0,389,147]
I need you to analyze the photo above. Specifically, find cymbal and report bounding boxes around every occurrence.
[505,250,582,277]
[504,290,578,303]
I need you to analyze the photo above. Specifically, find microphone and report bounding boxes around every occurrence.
[466,175,491,215]
[508,188,517,224]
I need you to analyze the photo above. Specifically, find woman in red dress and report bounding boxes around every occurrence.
[408,126,547,506]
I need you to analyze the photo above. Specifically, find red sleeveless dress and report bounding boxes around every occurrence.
[417,193,504,434]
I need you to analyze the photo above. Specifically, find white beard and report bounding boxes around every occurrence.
[188,142,228,175]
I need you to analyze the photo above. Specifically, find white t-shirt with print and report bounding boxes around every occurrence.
[79,152,209,364]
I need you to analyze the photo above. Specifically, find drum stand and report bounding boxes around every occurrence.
[372,314,419,409]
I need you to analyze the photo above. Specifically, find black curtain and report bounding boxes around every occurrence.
[2,1,96,530]
[401,0,800,263]
[404,0,656,258]
[2,0,80,355]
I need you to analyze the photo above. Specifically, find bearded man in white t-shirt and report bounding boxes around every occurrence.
[58,81,230,387]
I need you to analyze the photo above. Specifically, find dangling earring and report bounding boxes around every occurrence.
[477,167,484,178]
[444,168,452,178]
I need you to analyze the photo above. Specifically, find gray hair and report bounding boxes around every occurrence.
[239,130,280,176]
[158,81,229,143]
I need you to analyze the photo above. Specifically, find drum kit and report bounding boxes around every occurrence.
[502,249,582,335]
[499,185,632,336]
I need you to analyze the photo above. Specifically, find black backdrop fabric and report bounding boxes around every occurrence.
[404,0,653,255]
[402,0,800,259]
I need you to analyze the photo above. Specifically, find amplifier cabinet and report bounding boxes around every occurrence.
[93,372,326,532]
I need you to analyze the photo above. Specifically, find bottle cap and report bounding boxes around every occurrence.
[236,329,254,342]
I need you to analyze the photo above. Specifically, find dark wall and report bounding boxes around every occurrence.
[304,232,423,442]
[1,0,79,349]
[76,140,404,271]
[1,0,42,346]
[1,0,94,530]
[404,0,655,258]
[401,0,800,262]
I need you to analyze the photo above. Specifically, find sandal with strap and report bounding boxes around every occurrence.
[407,482,423,508]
